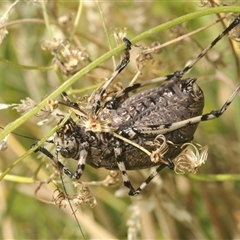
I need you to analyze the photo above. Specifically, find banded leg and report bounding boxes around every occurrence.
[168,14,240,80]
[105,14,240,108]
[92,37,132,114]
[60,92,87,118]
[113,139,173,196]
[35,145,88,180]
[73,148,88,179]
[113,144,136,195]
[35,146,75,178]
[132,84,240,136]
[133,163,168,195]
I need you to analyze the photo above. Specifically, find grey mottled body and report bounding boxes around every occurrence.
[37,15,240,196]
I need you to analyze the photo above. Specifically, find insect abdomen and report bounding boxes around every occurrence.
[87,77,204,170]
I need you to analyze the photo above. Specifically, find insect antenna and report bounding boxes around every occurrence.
[59,172,86,240]
[0,126,40,141]
[0,126,55,146]
[1,125,86,238]
[34,145,87,238]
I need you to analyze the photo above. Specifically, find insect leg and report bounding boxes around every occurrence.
[133,157,175,195]
[115,14,240,104]
[92,37,132,114]
[59,92,87,117]
[35,143,88,180]
[133,84,240,136]
[113,139,173,196]
[171,14,240,79]
[60,92,79,109]
[72,149,88,179]
[35,146,75,178]
[54,135,89,180]
[133,163,168,194]
[34,147,86,238]
[113,141,136,195]
[105,15,240,109]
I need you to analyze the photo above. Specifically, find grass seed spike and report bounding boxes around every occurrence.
[36,15,240,196]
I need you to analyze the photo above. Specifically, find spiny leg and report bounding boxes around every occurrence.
[35,144,88,180]
[71,15,240,114]
[59,92,87,118]
[54,132,89,179]
[132,84,240,136]
[105,14,240,107]
[92,37,132,114]
[60,92,79,109]
[113,139,141,195]
[35,146,87,239]
[35,146,75,178]
[113,139,173,196]
[169,14,240,79]
[36,138,170,196]
[72,148,88,179]
[133,163,170,195]
[58,37,131,114]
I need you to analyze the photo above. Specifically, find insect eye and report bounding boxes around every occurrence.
[65,129,72,135]
[60,139,78,158]
[54,133,78,158]
[60,148,72,158]
[104,100,115,109]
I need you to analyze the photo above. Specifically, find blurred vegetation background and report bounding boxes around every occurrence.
[0,1,240,239]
